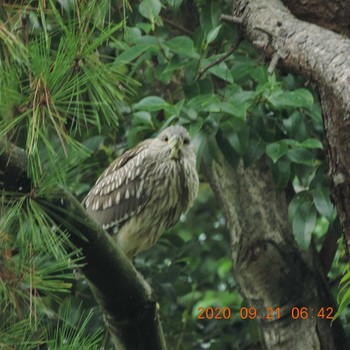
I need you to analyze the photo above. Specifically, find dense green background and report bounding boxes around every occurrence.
[0,0,348,348]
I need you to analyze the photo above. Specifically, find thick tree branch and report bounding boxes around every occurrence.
[231,0,350,261]
[0,140,167,350]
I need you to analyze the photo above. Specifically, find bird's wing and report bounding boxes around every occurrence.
[82,140,153,232]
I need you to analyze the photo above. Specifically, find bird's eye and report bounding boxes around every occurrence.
[183,137,190,145]
[163,136,169,142]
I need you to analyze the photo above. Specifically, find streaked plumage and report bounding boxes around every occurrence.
[82,125,199,258]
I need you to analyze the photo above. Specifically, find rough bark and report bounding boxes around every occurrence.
[205,155,347,349]
[0,140,167,350]
[231,0,350,268]
[282,0,350,36]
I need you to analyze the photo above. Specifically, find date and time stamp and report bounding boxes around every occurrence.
[197,306,334,320]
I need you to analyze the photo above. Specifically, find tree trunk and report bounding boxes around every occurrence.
[205,155,347,349]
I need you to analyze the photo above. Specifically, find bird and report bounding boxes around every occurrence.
[82,125,199,259]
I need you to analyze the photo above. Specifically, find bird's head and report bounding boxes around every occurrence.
[153,125,194,161]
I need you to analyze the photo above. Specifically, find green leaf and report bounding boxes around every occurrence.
[133,96,168,112]
[300,138,323,149]
[287,148,315,166]
[206,59,233,83]
[250,66,268,84]
[230,90,257,105]
[266,141,293,163]
[132,111,154,126]
[311,188,335,220]
[192,290,238,318]
[136,22,153,33]
[268,89,314,109]
[166,36,199,58]
[127,125,152,146]
[124,27,142,44]
[166,0,184,9]
[307,104,324,133]
[220,102,246,119]
[243,137,265,166]
[220,119,246,133]
[207,133,221,163]
[183,79,214,99]
[195,132,207,172]
[292,200,317,249]
[199,1,221,32]
[206,25,222,44]
[187,94,221,112]
[216,129,240,168]
[288,193,307,224]
[227,126,249,155]
[217,257,232,278]
[271,158,291,190]
[162,57,194,75]
[115,43,155,65]
[334,269,350,320]
[83,136,104,151]
[139,0,162,21]
[231,60,256,82]
[335,283,350,320]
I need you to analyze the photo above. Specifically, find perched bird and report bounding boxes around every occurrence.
[82,125,199,258]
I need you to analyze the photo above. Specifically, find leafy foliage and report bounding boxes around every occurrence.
[0,0,347,348]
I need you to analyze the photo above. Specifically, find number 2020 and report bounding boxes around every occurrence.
[197,307,231,320]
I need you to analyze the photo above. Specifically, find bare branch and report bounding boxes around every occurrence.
[195,33,242,81]
[268,53,280,74]
[220,14,243,24]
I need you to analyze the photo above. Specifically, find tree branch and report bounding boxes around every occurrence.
[195,32,242,81]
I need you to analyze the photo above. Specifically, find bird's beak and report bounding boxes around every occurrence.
[169,136,181,159]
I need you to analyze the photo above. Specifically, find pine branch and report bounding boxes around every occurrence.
[0,139,167,350]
